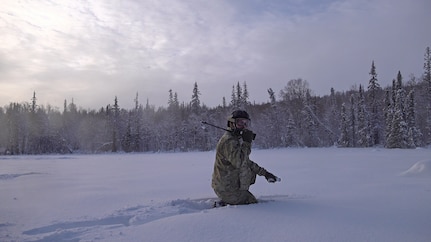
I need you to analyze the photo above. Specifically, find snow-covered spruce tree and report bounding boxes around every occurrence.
[386,72,409,148]
[230,85,236,109]
[338,103,350,147]
[241,81,250,108]
[395,72,406,121]
[367,61,383,146]
[62,98,82,151]
[234,82,244,109]
[0,107,6,152]
[388,95,408,148]
[222,96,227,109]
[405,89,422,148]
[228,81,250,110]
[32,99,67,154]
[236,82,242,109]
[168,89,180,112]
[190,82,201,114]
[189,82,209,151]
[349,94,357,147]
[285,114,299,146]
[28,92,40,153]
[141,99,157,152]
[122,117,133,153]
[164,89,183,150]
[383,89,392,147]
[423,46,431,145]
[5,103,25,154]
[129,93,143,152]
[357,85,371,147]
[76,106,107,153]
[110,96,120,152]
[326,88,341,146]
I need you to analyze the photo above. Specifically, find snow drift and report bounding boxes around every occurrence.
[401,159,431,177]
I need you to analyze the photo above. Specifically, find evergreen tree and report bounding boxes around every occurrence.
[423,47,431,145]
[349,94,357,147]
[229,82,249,109]
[5,103,27,154]
[28,92,55,154]
[367,61,382,146]
[190,82,201,113]
[386,73,408,148]
[405,89,422,147]
[357,85,371,147]
[111,96,120,152]
[168,89,180,114]
[327,88,340,145]
[168,89,174,107]
[383,89,393,147]
[142,99,156,152]
[425,47,431,84]
[61,98,80,151]
[174,93,179,108]
[320,88,341,146]
[31,91,37,113]
[122,117,132,152]
[396,71,406,119]
[29,92,38,152]
[132,93,143,152]
[285,114,298,146]
[230,85,237,109]
[236,82,242,109]
[63,100,67,114]
[338,103,350,147]
[242,81,250,108]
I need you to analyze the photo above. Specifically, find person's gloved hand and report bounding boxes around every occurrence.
[241,129,255,143]
[265,171,279,183]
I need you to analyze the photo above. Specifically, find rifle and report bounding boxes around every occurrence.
[201,121,256,140]
[201,121,230,132]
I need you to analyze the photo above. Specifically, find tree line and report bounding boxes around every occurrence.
[1,47,430,154]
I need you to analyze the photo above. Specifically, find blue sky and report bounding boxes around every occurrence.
[1,0,430,109]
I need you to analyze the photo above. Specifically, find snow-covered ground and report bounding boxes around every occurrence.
[1,148,431,242]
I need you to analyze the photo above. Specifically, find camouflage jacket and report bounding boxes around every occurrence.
[211,130,267,192]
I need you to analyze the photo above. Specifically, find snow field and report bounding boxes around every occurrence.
[1,148,431,241]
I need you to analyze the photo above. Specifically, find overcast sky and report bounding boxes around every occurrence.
[1,0,430,109]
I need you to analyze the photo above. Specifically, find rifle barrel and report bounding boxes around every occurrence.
[201,121,229,132]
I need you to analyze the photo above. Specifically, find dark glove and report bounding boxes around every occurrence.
[241,129,256,143]
[265,171,278,183]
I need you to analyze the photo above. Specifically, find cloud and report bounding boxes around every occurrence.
[0,0,430,109]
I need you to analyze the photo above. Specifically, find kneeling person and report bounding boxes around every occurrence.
[211,110,279,205]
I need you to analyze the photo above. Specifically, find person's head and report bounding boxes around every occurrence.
[227,110,250,132]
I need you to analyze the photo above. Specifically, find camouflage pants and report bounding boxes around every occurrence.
[214,190,258,205]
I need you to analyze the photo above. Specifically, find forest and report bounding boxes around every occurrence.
[1,47,430,154]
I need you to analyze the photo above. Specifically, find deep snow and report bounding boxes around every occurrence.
[1,148,431,242]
